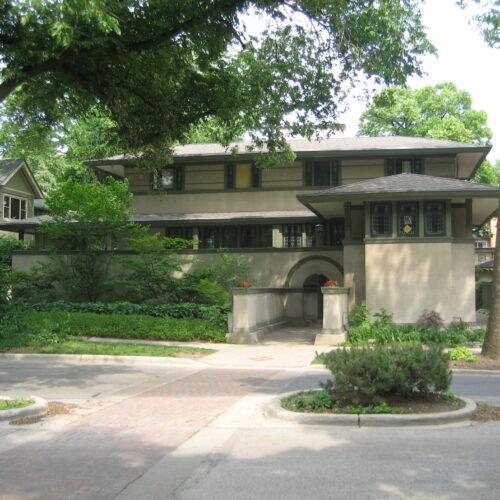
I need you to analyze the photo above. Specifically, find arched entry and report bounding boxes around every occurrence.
[303,274,328,320]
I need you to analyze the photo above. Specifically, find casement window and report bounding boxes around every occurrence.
[424,201,446,236]
[371,202,392,237]
[165,227,194,248]
[152,166,183,190]
[397,202,419,237]
[304,160,340,187]
[225,164,260,189]
[328,219,345,246]
[385,158,423,176]
[199,225,273,249]
[3,195,27,220]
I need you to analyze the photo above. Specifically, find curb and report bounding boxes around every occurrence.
[0,353,203,366]
[267,391,477,427]
[0,396,48,422]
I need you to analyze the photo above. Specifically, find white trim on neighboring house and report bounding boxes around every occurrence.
[2,193,28,221]
[1,160,44,199]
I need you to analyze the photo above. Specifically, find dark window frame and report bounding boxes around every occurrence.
[3,195,27,220]
[371,202,392,237]
[397,201,419,237]
[304,159,340,187]
[385,158,423,176]
[225,163,260,189]
[424,201,446,236]
[151,165,184,191]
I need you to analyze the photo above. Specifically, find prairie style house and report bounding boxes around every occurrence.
[2,137,498,328]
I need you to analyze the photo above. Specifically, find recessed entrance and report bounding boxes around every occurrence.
[303,274,328,321]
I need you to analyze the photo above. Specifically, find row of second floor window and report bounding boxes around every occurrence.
[371,201,446,238]
[151,157,423,191]
[165,221,345,249]
[3,195,28,220]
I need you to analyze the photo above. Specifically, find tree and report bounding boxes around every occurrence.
[358,82,492,144]
[458,0,499,48]
[39,178,134,301]
[0,100,124,191]
[357,82,495,185]
[0,0,434,166]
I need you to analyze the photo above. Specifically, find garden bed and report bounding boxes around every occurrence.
[450,355,500,371]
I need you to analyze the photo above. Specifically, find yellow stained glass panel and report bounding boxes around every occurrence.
[235,164,252,188]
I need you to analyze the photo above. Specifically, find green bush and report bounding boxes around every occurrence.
[322,345,451,403]
[449,346,478,362]
[27,311,226,342]
[31,301,230,329]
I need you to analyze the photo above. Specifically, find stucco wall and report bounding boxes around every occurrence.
[343,243,366,309]
[12,249,345,290]
[365,241,474,323]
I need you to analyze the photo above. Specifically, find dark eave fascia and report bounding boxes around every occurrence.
[83,144,492,167]
[298,189,500,204]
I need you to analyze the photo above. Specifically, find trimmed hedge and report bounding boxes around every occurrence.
[32,300,229,318]
[0,310,227,347]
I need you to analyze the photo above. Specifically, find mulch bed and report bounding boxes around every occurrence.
[9,401,80,425]
[472,404,500,421]
[450,355,500,371]
[284,392,465,414]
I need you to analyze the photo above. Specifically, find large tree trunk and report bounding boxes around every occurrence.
[482,210,500,359]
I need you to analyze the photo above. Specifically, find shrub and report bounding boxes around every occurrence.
[449,346,478,362]
[23,311,226,343]
[416,310,444,328]
[322,345,451,403]
[347,302,371,328]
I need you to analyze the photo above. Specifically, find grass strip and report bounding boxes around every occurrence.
[0,398,34,411]
[4,339,215,358]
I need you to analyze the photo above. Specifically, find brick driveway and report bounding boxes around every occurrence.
[0,367,279,500]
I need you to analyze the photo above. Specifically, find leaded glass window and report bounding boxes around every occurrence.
[398,202,418,237]
[386,158,423,176]
[282,224,302,248]
[304,160,340,187]
[371,203,392,237]
[424,201,446,236]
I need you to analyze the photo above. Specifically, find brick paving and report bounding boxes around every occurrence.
[0,368,279,500]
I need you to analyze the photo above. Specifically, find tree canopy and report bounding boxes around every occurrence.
[358,82,492,144]
[357,82,497,184]
[0,0,434,165]
[458,0,500,48]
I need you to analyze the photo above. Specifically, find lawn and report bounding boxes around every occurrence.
[4,339,215,359]
[0,398,34,411]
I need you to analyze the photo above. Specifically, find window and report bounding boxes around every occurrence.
[386,158,423,176]
[166,227,194,247]
[198,225,273,249]
[304,160,340,187]
[3,196,27,220]
[226,164,260,189]
[282,224,303,248]
[478,254,487,263]
[424,201,446,236]
[329,220,345,246]
[397,202,418,237]
[371,203,392,237]
[152,166,183,190]
[475,241,487,249]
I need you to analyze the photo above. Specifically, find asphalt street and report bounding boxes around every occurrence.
[0,357,499,500]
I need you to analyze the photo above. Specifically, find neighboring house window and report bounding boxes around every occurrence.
[304,160,340,187]
[478,254,487,263]
[226,164,260,189]
[371,203,392,237]
[397,202,418,237]
[424,201,446,236]
[152,166,183,190]
[386,158,423,176]
[3,195,27,220]
[282,224,303,248]
[475,241,487,248]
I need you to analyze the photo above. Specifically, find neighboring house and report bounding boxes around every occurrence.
[0,159,43,239]
[474,217,497,265]
[2,136,498,325]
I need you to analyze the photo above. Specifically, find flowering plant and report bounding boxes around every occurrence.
[323,280,340,287]
[235,281,251,287]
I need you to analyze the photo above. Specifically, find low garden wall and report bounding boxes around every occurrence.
[228,288,305,343]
